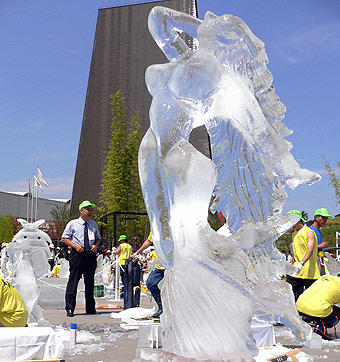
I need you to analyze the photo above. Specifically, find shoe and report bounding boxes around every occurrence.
[86,310,97,315]
[313,322,333,340]
[152,309,163,318]
[66,309,74,317]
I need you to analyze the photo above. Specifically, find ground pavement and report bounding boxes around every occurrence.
[40,293,340,362]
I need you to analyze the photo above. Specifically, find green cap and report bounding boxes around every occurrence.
[287,210,306,222]
[314,208,332,218]
[118,235,127,242]
[78,200,96,211]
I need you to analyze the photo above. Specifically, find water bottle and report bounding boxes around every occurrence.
[70,323,77,344]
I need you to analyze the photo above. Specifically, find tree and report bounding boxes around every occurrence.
[50,204,71,239]
[0,215,17,244]
[98,91,148,242]
[322,156,340,205]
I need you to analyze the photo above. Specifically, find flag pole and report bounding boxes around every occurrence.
[26,179,30,221]
[31,174,35,223]
[33,171,45,221]
[35,182,38,221]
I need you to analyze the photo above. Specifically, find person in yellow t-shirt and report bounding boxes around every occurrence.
[0,278,28,327]
[286,210,320,301]
[114,235,132,288]
[131,233,165,318]
[308,208,332,276]
[296,275,340,340]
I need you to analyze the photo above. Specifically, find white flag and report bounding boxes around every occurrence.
[37,166,48,187]
[33,173,44,191]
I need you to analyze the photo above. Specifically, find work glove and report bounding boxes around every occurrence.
[293,261,304,274]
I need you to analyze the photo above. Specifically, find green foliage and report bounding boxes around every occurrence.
[322,156,340,205]
[320,217,340,248]
[50,204,72,239]
[98,91,148,243]
[0,215,17,244]
[276,231,293,254]
[276,216,340,254]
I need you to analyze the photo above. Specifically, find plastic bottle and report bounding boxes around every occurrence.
[70,323,77,344]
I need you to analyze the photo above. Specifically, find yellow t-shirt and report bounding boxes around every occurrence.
[0,278,28,327]
[292,226,320,280]
[148,233,165,270]
[296,275,340,318]
[118,243,132,265]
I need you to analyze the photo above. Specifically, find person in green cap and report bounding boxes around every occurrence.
[286,210,320,301]
[62,200,101,317]
[308,208,332,276]
[114,235,132,288]
[131,232,165,318]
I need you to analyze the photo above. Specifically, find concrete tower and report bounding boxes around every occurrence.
[71,0,210,210]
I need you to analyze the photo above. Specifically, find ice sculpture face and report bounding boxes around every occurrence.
[2,219,51,323]
[139,6,321,361]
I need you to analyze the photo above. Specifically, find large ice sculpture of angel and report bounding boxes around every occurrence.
[139,6,321,361]
[2,219,51,324]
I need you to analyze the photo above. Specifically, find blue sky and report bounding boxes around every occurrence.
[0,0,339,219]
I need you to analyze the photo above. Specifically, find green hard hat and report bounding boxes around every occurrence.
[314,208,332,218]
[79,200,96,211]
[287,210,306,222]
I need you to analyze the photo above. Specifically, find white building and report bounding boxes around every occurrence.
[0,191,69,219]
[0,191,70,241]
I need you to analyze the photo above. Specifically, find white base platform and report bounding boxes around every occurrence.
[251,320,275,347]
[0,327,64,361]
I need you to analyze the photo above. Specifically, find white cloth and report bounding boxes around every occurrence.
[251,320,275,347]
[0,326,64,361]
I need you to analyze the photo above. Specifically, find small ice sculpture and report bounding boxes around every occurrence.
[3,219,51,324]
[139,6,321,361]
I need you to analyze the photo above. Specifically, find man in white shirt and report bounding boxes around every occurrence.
[62,200,101,317]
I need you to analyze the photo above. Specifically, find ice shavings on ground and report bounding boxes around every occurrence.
[104,330,125,342]
[321,338,340,356]
[255,345,312,362]
[54,326,102,355]
[53,323,135,356]
[64,341,105,355]
[313,355,328,360]
[273,325,296,340]
[322,339,340,346]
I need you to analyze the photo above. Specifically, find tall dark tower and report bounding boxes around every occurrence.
[71,0,209,210]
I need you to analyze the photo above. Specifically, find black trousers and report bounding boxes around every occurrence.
[286,275,317,301]
[48,258,55,271]
[65,249,97,313]
[299,306,340,326]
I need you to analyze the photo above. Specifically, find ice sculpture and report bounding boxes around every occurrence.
[138,6,321,361]
[2,219,51,324]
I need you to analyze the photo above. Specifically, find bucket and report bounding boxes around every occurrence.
[94,285,105,297]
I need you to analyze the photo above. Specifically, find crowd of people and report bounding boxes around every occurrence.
[286,208,340,340]
[0,200,339,344]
